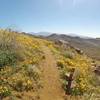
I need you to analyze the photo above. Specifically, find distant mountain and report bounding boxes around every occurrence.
[47,34,100,60]
[67,33,93,39]
[30,31,95,39]
[30,32,52,36]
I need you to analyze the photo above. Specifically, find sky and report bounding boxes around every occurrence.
[0,0,100,37]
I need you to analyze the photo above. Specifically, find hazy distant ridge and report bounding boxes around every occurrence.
[47,33,100,60]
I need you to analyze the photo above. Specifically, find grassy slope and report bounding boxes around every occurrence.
[0,31,100,100]
[46,40,100,100]
[0,31,45,100]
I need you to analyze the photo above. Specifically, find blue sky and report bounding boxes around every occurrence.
[0,0,100,37]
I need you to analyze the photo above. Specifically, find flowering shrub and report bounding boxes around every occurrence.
[57,60,65,69]
[58,56,92,95]
[48,42,96,96]
[72,74,89,95]
[0,29,44,68]
[0,32,43,98]
[0,30,45,99]
[0,64,41,99]
[0,86,11,97]
[13,79,33,92]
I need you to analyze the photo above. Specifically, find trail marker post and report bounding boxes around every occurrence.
[65,68,75,95]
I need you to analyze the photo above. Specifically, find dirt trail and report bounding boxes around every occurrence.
[39,46,64,100]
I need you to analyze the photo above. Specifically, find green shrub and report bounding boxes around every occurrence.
[26,65,40,81]
[71,87,84,95]
[63,51,74,59]
[12,78,34,92]
[57,61,64,69]
[0,86,11,98]
[14,80,25,92]
[0,50,17,67]
[0,29,23,67]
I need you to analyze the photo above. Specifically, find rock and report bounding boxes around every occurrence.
[94,66,100,75]
[55,39,69,45]
[75,47,83,54]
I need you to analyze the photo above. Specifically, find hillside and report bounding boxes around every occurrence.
[47,34,100,60]
[0,30,100,100]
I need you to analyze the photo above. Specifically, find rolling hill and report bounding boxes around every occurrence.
[0,30,100,100]
[47,34,100,60]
